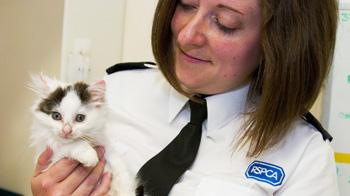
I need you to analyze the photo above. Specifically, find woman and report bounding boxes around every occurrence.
[31,0,339,195]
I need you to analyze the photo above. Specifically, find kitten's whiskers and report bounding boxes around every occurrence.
[79,135,96,147]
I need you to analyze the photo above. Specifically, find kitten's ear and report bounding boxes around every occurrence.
[28,73,58,98]
[88,80,106,106]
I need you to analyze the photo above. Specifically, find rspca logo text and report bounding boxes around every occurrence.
[245,161,285,186]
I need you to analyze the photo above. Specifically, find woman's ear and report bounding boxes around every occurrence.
[88,80,106,106]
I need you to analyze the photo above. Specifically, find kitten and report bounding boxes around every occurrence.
[29,74,136,196]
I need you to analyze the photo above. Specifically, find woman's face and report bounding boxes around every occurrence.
[171,0,261,95]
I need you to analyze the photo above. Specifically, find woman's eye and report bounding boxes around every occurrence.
[213,16,236,35]
[75,114,86,122]
[51,112,62,121]
[178,1,197,11]
[217,23,236,34]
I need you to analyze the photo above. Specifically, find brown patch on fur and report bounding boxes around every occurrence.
[38,87,67,114]
[74,82,91,103]
[37,82,91,114]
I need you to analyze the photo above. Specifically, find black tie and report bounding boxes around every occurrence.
[136,99,207,196]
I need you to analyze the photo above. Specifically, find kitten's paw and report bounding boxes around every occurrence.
[71,148,99,167]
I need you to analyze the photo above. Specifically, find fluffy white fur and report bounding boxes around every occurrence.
[30,74,136,196]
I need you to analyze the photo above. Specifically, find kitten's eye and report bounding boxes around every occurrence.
[51,112,62,121]
[75,114,86,122]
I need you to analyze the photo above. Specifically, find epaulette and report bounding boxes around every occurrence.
[302,112,333,142]
[106,62,156,75]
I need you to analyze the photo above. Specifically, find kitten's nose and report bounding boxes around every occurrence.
[62,124,72,138]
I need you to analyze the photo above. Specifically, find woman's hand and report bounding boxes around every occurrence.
[31,146,112,196]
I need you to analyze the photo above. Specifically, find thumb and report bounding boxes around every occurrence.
[33,146,53,177]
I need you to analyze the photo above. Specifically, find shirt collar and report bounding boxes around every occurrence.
[168,83,250,133]
[205,83,250,137]
[168,87,188,123]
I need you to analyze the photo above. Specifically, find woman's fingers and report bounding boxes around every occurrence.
[59,164,95,194]
[32,148,80,196]
[32,158,80,195]
[72,159,108,195]
[32,146,108,196]
[33,146,53,177]
[90,172,112,196]
[95,146,105,159]
[47,146,106,195]
[45,158,80,182]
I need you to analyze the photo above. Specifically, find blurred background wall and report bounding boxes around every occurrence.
[0,0,157,195]
[0,0,63,195]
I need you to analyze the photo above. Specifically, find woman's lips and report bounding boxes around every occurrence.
[179,48,211,64]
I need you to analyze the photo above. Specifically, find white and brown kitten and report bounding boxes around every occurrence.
[29,74,136,196]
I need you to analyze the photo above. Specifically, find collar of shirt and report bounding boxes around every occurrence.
[168,83,250,141]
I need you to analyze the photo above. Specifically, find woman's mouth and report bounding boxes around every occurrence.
[179,48,211,64]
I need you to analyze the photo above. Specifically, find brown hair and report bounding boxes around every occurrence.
[151,0,338,156]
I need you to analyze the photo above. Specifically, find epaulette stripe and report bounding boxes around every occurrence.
[302,112,333,142]
[106,62,155,75]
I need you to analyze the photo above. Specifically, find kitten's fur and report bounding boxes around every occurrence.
[29,74,136,196]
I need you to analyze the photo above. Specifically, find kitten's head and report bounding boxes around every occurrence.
[30,74,106,142]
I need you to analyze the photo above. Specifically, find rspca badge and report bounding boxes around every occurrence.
[245,161,285,186]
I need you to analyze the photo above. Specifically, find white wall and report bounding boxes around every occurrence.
[0,1,64,195]
[60,0,158,83]
[322,2,350,195]
[0,1,158,195]
[342,0,350,7]
[60,0,126,82]
[121,0,158,62]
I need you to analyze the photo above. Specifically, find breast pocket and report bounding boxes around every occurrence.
[195,177,264,196]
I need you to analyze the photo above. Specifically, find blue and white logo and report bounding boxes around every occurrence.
[245,161,285,186]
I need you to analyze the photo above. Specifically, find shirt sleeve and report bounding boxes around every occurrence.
[275,135,339,196]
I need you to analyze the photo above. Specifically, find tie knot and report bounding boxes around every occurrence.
[189,99,207,125]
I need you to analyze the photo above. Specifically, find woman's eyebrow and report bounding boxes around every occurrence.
[217,4,244,15]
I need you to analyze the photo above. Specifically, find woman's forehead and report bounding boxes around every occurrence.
[192,0,261,16]
[195,0,260,9]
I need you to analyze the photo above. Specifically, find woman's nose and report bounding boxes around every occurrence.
[177,14,207,47]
